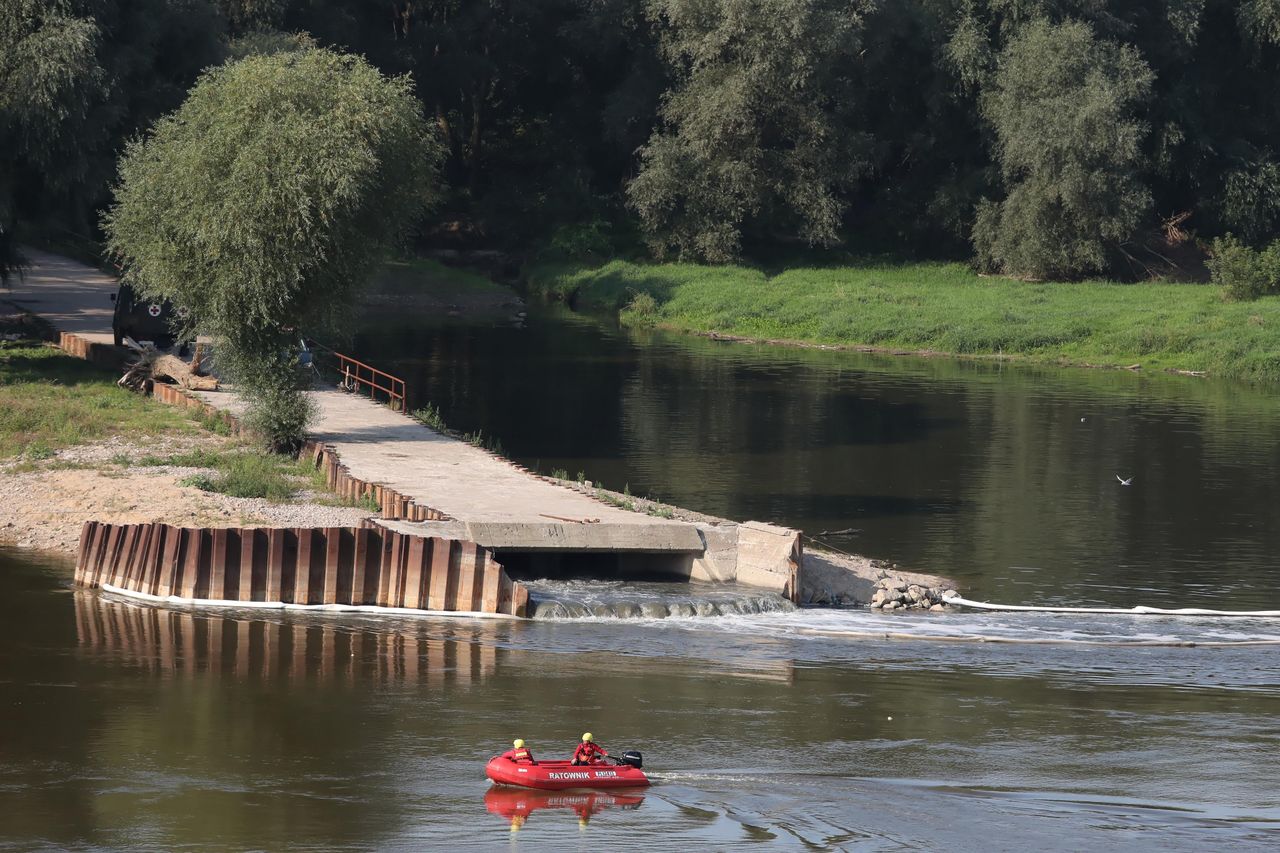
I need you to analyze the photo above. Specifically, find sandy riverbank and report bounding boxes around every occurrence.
[0,434,374,554]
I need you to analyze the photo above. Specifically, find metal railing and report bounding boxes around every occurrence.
[335,352,406,411]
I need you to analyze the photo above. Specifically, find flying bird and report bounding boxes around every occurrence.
[1116,475,1133,486]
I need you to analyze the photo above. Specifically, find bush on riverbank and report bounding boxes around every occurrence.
[528,260,1280,381]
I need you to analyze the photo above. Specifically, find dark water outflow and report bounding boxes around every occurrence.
[5,548,1280,851]
[355,305,1280,611]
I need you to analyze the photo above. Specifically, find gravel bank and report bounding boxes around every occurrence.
[0,435,374,554]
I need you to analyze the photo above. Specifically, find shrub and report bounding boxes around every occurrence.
[1208,235,1280,301]
[241,377,316,454]
[547,220,613,260]
[624,291,659,323]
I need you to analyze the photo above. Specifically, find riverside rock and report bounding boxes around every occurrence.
[869,575,954,613]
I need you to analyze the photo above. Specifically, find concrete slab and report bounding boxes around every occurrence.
[198,386,704,550]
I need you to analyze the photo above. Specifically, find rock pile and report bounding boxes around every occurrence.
[870,576,957,612]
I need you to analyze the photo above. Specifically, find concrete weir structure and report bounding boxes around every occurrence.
[12,249,804,607]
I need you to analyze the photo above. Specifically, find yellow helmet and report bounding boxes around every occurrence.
[513,738,525,748]
[582,732,593,742]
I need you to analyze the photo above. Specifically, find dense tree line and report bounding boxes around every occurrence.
[4,0,1280,282]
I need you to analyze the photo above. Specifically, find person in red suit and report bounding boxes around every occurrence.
[501,738,535,763]
[570,732,608,765]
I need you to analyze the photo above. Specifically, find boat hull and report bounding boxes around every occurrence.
[485,757,650,790]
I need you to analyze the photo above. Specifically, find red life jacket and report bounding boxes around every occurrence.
[502,747,535,763]
[572,741,607,763]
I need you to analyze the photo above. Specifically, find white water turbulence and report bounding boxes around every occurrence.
[523,579,798,620]
[522,578,1280,647]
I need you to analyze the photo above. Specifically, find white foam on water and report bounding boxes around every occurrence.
[542,603,1280,647]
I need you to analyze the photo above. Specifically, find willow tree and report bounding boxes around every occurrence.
[105,47,443,449]
[628,0,874,262]
[972,19,1153,279]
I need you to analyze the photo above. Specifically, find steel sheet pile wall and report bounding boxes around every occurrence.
[75,521,530,617]
[299,440,449,522]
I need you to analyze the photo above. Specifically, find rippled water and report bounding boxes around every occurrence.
[523,579,798,619]
[4,547,1280,850]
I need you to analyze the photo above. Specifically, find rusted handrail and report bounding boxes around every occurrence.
[334,351,406,411]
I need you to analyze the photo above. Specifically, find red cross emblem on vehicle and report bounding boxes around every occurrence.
[148,304,162,317]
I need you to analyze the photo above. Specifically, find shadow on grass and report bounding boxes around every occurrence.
[0,345,123,388]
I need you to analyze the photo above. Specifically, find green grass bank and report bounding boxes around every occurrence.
[0,342,195,460]
[0,338,372,507]
[528,260,1280,381]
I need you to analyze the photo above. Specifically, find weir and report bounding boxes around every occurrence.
[10,250,805,608]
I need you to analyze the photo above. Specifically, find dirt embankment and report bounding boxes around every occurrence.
[0,435,373,555]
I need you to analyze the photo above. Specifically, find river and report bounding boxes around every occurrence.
[3,305,1279,850]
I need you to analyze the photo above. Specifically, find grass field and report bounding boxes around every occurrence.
[0,341,377,506]
[0,343,194,459]
[528,260,1280,381]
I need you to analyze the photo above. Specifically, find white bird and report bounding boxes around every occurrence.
[1116,475,1133,486]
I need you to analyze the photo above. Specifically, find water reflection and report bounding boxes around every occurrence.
[483,788,644,830]
[75,590,497,687]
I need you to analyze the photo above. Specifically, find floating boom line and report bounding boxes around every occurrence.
[943,594,1280,618]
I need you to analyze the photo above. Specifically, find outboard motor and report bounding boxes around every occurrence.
[620,750,643,769]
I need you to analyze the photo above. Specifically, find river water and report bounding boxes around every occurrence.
[4,305,1280,850]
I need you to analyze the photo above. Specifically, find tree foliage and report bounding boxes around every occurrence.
[627,0,874,262]
[104,47,443,447]
[973,19,1154,279]
[8,0,1280,282]
[1208,234,1280,300]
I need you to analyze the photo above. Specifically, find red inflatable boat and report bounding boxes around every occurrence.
[485,757,650,790]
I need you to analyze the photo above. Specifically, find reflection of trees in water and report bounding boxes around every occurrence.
[75,592,496,686]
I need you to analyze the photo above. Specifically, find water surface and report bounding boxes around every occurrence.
[354,305,1280,609]
[3,548,1280,851]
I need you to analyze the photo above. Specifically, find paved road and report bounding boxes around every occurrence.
[4,249,118,343]
[12,250,705,553]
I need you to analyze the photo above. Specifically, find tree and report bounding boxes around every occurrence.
[0,0,103,276]
[972,18,1154,279]
[104,47,444,448]
[0,0,225,272]
[627,0,874,262]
